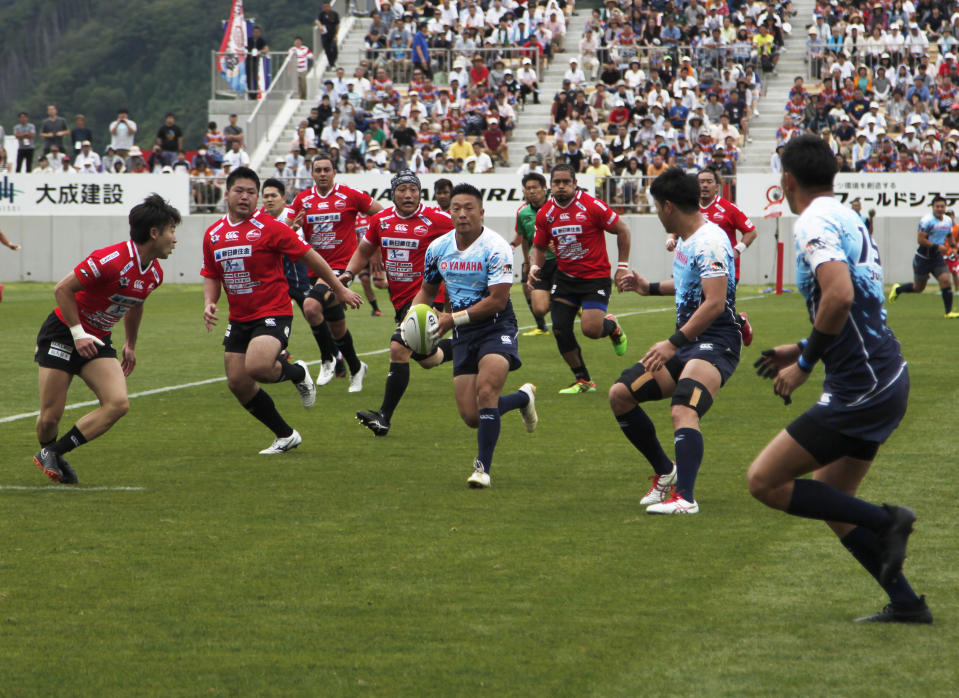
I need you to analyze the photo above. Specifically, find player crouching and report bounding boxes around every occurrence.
[611,168,741,514]
[33,194,181,483]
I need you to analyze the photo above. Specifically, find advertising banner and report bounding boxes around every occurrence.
[0,173,191,216]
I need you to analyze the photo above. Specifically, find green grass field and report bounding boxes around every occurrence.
[1,281,957,697]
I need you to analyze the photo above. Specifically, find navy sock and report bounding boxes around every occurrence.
[243,389,293,438]
[476,408,500,473]
[896,282,914,295]
[311,321,337,362]
[841,526,920,605]
[674,427,704,502]
[497,389,529,414]
[943,288,953,314]
[276,356,306,383]
[48,426,87,456]
[601,317,617,337]
[616,406,674,475]
[786,478,893,531]
[379,361,410,421]
[334,331,362,375]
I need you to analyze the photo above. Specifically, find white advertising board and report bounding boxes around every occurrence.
[0,172,191,216]
[737,173,959,219]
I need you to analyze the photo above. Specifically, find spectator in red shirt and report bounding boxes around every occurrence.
[470,55,490,90]
[482,118,509,165]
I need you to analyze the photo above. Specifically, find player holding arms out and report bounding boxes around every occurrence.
[32,194,181,483]
[290,154,384,390]
[342,170,455,436]
[413,183,537,488]
[888,195,959,318]
[611,168,741,514]
[750,135,929,623]
[513,172,551,336]
[529,164,630,394]
[202,167,362,454]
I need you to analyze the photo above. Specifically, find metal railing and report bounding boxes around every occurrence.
[210,51,294,100]
[357,46,542,85]
[245,51,299,156]
[804,46,928,80]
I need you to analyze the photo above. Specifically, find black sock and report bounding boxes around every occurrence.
[436,338,454,364]
[943,288,953,313]
[572,349,590,382]
[48,426,86,456]
[615,407,674,475]
[674,427,704,502]
[243,389,293,438]
[276,356,306,383]
[536,315,547,331]
[40,437,56,448]
[601,317,617,337]
[311,321,337,362]
[370,299,380,312]
[524,295,538,325]
[896,282,914,295]
[787,478,892,531]
[841,526,920,605]
[334,330,362,374]
[379,361,410,421]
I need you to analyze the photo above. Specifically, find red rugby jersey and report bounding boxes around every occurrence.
[365,204,453,309]
[533,190,620,279]
[201,210,311,322]
[700,195,755,279]
[56,240,163,340]
[290,182,374,273]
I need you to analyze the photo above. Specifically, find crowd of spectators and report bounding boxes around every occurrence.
[786,0,959,172]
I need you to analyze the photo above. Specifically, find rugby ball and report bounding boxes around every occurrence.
[401,304,439,355]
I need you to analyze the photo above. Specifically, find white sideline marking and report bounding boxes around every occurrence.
[0,295,764,424]
[0,485,145,492]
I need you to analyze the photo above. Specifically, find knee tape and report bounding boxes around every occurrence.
[310,282,346,321]
[623,364,663,403]
[671,378,713,418]
[550,302,579,354]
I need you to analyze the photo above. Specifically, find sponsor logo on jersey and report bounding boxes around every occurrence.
[560,213,570,221]
[382,237,419,249]
[147,283,156,291]
[134,280,145,290]
[805,237,826,252]
[395,223,409,232]
[118,276,130,288]
[575,212,588,222]
[215,245,253,261]
[226,231,240,241]
[334,200,347,210]
[306,213,341,224]
[249,216,265,229]
[151,267,160,284]
[210,233,220,244]
[120,261,134,276]
[99,251,120,264]
[676,250,689,264]
[553,225,582,236]
[222,258,245,273]
[413,225,429,235]
[440,260,484,271]
[86,258,100,278]
[246,230,261,241]
[316,201,329,210]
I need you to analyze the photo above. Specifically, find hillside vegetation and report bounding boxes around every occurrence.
[1,0,315,151]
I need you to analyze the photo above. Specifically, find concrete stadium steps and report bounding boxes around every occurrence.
[510,12,591,150]
[257,18,372,178]
[738,0,817,173]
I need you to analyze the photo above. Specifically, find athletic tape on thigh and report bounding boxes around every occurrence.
[550,301,579,353]
[670,378,713,417]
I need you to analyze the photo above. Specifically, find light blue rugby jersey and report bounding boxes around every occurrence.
[424,226,515,315]
[794,195,905,403]
[916,212,952,257]
[672,221,740,347]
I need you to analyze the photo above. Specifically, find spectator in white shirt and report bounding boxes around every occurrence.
[108,108,137,158]
[472,141,495,172]
[564,58,586,88]
[72,141,101,173]
[222,141,251,168]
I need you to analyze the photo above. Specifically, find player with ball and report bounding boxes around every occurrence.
[411,182,537,488]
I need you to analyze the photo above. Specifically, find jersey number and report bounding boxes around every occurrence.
[857,226,880,266]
